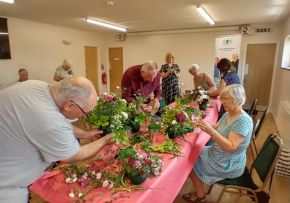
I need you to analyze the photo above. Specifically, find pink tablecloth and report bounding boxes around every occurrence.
[30,100,221,203]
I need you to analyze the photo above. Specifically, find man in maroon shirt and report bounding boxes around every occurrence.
[121,61,161,112]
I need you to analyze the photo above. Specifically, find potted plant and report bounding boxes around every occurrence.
[86,93,130,145]
[193,87,209,111]
[117,147,164,184]
[161,99,195,139]
[127,93,151,133]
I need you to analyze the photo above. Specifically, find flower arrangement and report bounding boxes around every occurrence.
[160,99,195,139]
[127,92,151,132]
[192,87,209,110]
[86,93,131,145]
[117,147,164,184]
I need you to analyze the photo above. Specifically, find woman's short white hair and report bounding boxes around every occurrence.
[221,84,246,106]
[188,64,199,73]
[54,77,92,107]
[63,59,71,67]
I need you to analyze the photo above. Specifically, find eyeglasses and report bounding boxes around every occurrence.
[70,101,89,118]
[220,96,234,101]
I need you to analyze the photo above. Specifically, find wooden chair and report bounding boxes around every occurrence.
[207,133,283,203]
[250,107,268,158]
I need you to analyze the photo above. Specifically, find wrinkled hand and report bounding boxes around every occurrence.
[197,119,215,136]
[141,104,152,113]
[103,133,113,143]
[86,129,103,139]
[151,99,160,115]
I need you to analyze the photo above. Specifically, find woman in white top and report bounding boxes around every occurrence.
[54,59,74,82]
[188,64,216,93]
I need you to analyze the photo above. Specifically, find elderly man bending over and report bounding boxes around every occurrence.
[121,61,161,113]
[0,77,111,203]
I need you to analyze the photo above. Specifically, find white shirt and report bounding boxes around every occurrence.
[0,80,80,202]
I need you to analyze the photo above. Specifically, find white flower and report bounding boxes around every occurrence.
[121,112,128,119]
[68,192,75,198]
[78,192,84,198]
[182,111,189,119]
[65,177,72,183]
[72,174,77,178]
[137,153,144,160]
[103,92,108,96]
[120,99,127,104]
[171,120,177,125]
[72,177,78,182]
[96,173,102,180]
[109,182,114,189]
[200,95,209,100]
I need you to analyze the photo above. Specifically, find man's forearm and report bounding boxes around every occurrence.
[64,136,108,163]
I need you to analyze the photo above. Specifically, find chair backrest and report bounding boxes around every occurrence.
[254,107,268,137]
[248,99,258,116]
[251,133,283,187]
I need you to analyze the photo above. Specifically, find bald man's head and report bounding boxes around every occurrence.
[52,77,98,118]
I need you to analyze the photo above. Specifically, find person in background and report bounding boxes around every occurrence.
[15,68,29,83]
[213,57,220,85]
[211,58,240,119]
[214,57,219,77]
[160,53,180,105]
[121,61,161,113]
[54,59,74,82]
[0,77,111,202]
[231,53,239,72]
[182,84,253,203]
[211,58,240,96]
[188,64,216,92]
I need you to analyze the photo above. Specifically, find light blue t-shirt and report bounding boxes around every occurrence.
[0,80,80,202]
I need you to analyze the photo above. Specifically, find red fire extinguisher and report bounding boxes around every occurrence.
[102,72,107,85]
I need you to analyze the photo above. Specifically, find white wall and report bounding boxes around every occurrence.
[239,23,283,109]
[271,16,290,141]
[105,24,283,100]
[104,28,238,92]
[0,17,108,91]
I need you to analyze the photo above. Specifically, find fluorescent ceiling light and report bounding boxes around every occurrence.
[0,32,9,35]
[196,6,215,25]
[0,0,14,3]
[86,18,127,32]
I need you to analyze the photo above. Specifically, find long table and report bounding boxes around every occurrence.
[30,100,221,203]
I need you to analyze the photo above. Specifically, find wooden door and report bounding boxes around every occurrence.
[244,44,276,106]
[84,46,98,92]
[109,47,123,93]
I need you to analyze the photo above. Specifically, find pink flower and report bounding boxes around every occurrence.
[96,173,102,180]
[176,113,186,122]
[103,180,109,188]
[104,95,114,102]
[134,160,142,169]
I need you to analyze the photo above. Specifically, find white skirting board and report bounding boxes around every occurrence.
[275,140,290,177]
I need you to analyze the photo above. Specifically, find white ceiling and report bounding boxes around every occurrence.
[0,0,289,33]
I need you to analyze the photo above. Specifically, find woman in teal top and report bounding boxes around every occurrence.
[183,84,253,203]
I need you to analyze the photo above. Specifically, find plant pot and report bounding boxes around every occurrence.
[127,172,149,184]
[101,128,112,137]
[185,126,194,133]
[199,103,207,111]
[129,120,141,133]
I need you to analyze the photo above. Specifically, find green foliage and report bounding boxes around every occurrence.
[160,99,197,138]
[117,147,136,159]
[140,139,181,156]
